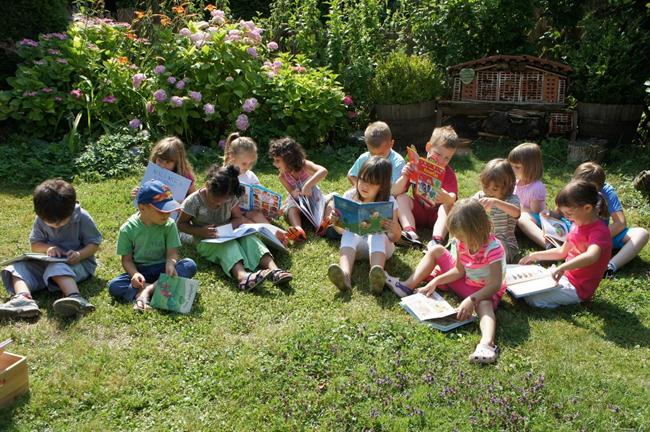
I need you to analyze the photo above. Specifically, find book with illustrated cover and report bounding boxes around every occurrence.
[505,264,560,298]
[541,214,571,248]
[201,223,287,251]
[239,184,282,220]
[150,274,198,314]
[1,253,68,267]
[297,186,327,229]
[406,145,446,206]
[399,292,476,332]
[332,195,393,235]
[136,162,192,220]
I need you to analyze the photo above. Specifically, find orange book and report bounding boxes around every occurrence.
[406,145,446,206]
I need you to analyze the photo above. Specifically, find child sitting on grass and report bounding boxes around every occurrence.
[178,165,292,291]
[386,199,507,364]
[1,179,102,318]
[109,180,197,311]
[327,157,401,294]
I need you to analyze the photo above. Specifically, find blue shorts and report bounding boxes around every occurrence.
[612,227,629,250]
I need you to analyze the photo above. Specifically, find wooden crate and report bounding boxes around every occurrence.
[0,351,29,408]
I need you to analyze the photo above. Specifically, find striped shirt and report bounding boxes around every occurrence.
[472,191,520,261]
[454,234,506,289]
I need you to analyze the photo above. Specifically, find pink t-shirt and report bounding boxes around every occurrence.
[455,234,507,295]
[565,219,612,301]
[514,179,546,210]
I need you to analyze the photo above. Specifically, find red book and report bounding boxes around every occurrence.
[406,145,446,206]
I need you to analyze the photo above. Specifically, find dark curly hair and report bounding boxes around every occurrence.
[268,137,306,172]
[205,164,244,198]
[33,179,76,223]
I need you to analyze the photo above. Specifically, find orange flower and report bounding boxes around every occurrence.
[125,32,137,40]
[117,56,128,64]
[160,15,172,26]
[134,10,145,19]
[172,6,185,15]
[205,4,215,11]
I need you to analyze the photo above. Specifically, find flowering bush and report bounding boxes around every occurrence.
[0,10,349,147]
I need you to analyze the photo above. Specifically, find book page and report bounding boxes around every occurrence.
[541,215,569,242]
[400,293,456,321]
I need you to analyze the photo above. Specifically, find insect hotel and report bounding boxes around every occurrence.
[436,55,576,139]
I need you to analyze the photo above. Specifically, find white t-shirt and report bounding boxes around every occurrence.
[238,170,261,186]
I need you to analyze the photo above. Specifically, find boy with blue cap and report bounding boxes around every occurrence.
[108,180,197,311]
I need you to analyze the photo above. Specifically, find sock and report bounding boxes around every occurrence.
[16,292,32,300]
[607,262,617,272]
[403,226,416,232]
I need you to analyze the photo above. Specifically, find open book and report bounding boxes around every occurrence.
[332,195,393,235]
[136,162,192,220]
[541,214,571,248]
[239,184,282,220]
[201,223,286,251]
[1,253,68,267]
[406,145,446,206]
[399,292,476,332]
[150,274,198,314]
[297,186,326,229]
[505,264,560,298]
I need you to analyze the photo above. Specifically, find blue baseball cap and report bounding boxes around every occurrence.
[137,180,181,213]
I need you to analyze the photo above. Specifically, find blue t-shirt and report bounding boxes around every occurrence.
[348,149,406,184]
[601,183,623,225]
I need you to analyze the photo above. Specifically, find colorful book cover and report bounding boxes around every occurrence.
[399,292,476,332]
[150,274,199,314]
[333,195,393,235]
[541,214,571,247]
[239,184,283,220]
[406,145,446,206]
[297,186,326,229]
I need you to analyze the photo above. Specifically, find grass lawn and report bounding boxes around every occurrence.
[1,139,649,431]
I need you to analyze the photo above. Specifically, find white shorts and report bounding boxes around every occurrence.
[340,231,394,260]
[524,275,581,308]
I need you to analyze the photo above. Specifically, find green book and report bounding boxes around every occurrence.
[150,274,199,314]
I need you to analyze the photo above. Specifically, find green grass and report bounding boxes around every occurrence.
[1,139,649,431]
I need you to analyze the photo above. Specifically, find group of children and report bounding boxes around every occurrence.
[1,122,647,364]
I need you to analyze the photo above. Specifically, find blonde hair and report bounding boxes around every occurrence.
[223,132,258,166]
[364,121,392,148]
[430,125,458,149]
[150,136,195,179]
[447,199,492,252]
[480,158,516,198]
[508,142,543,183]
[573,162,606,190]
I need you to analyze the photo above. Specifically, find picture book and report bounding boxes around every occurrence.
[0,253,68,267]
[399,292,476,332]
[150,274,198,314]
[541,214,571,248]
[297,186,327,229]
[406,145,446,206]
[332,195,393,235]
[239,184,282,220]
[137,162,192,219]
[505,264,560,298]
[202,223,287,251]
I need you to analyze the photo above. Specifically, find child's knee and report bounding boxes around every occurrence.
[177,258,197,278]
[426,244,446,260]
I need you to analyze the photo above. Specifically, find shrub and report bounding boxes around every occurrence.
[0,136,76,186]
[75,130,151,181]
[371,51,443,105]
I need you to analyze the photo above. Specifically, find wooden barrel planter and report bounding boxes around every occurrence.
[375,100,436,152]
[577,102,643,146]
[567,138,607,164]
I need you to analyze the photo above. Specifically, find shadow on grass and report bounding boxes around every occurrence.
[0,391,31,432]
[0,183,32,198]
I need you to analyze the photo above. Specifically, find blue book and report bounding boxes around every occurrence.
[333,195,393,235]
[239,184,283,220]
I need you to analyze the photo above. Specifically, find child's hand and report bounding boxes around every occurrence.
[551,266,565,282]
[66,250,82,265]
[301,185,313,197]
[131,272,145,290]
[200,225,218,238]
[417,281,437,297]
[478,197,495,212]
[166,259,177,277]
[402,163,415,178]
[519,254,536,265]
[436,188,454,206]
[329,213,339,226]
[381,219,395,233]
[290,189,301,199]
[130,186,140,199]
[46,246,65,257]
[456,297,475,321]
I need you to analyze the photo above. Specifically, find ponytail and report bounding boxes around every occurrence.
[223,132,257,166]
[596,192,609,219]
[205,164,244,198]
[556,180,608,219]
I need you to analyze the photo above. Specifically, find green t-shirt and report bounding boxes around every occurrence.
[116,213,181,265]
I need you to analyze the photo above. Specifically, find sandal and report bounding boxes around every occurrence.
[316,216,331,237]
[287,226,307,243]
[469,343,499,364]
[268,269,293,285]
[238,269,269,292]
[399,230,424,248]
[384,273,413,298]
[133,296,152,312]
[368,265,386,295]
[327,264,351,291]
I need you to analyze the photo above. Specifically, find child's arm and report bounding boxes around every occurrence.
[436,189,456,207]
[392,163,415,195]
[230,206,246,228]
[551,244,602,282]
[457,260,502,320]
[278,174,300,199]
[527,199,545,214]
[479,197,521,218]
[65,243,100,265]
[347,175,357,186]
[165,248,179,277]
[418,254,465,296]
[121,254,145,290]
[31,241,67,257]
[609,210,627,238]
[381,209,401,242]
[519,241,571,264]
[302,160,328,197]
[176,211,217,239]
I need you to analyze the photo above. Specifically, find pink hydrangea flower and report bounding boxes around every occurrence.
[22,91,38,97]
[18,39,38,47]
[204,103,215,115]
[211,9,226,26]
[153,65,166,75]
[132,73,146,88]
[246,47,258,58]
[70,89,82,99]
[56,58,68,64]
[167,76,177,85]
[146,101,155,113]
[189,91,202,102]
[225,30,241,43]
[170,96,183,107]
[242,98,258,113]
[47,49,61,55]
[236,114,249,131]
[343,95,353,106]
[153,89,167,102]
[102,95,117,103]
[175,80,185,90]
[347,111,358,119]
[129,118,142,129]
[267,41,278,51]
[41,87,54,93]
[179,28,192,37]
[218,139,226,149]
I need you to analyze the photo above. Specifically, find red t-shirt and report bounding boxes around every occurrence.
[565,219,612,301]
[412,165,458,208]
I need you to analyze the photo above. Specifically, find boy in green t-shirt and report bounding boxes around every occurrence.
[108,180,197,311]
